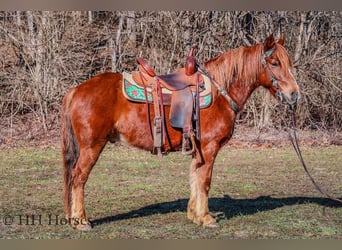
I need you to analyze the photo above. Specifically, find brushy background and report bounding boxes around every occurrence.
[0,11,341,143]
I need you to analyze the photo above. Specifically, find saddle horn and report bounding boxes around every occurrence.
[185,47,197,76]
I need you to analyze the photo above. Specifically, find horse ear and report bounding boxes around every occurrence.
[278,34,285,46]
[264,34,275,51]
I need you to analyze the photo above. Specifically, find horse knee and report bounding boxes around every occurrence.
[204,180,211,193]
[74,175,88,187]
[199,177,211,193]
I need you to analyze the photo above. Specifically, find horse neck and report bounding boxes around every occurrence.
[205,44,263,111]
[228,79,260,111]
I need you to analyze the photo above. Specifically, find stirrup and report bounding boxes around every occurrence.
[182,131,195,155]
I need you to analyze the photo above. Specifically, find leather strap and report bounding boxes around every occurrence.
[140,72,154,142]
[197,67,239,114]
[152,79,163,159]
[138,71,164,159]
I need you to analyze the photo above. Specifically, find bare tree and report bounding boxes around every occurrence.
[0,11,340,141]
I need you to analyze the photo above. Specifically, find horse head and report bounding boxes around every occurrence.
[259,34,301,109]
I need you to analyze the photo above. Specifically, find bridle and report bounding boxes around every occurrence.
[262,46,341,203]
[261,46,284,103]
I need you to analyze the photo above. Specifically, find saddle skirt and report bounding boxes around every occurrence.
[122,71,212,109]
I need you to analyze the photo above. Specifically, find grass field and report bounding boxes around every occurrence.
[0,143,341,239]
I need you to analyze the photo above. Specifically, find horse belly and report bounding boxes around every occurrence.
[114,103,182,152]
[114,105,154,151]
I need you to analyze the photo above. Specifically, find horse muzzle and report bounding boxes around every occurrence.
[276,90,301,110]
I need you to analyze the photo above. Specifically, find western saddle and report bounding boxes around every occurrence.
[131,48,208,159]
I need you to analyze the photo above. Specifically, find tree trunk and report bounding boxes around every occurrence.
[183,11,192,53]
[88,11,93,24]
[294,12,306,64]
[26,11,48,131]
[126,11,136,49]
[111,13,124,72]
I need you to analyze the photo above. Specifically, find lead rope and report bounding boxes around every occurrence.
[288,109,342,203]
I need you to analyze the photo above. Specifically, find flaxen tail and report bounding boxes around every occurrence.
[61,88,79,218]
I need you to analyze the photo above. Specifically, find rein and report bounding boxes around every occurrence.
[288,109,342,203]
[198,46,341,203]
[198,50,341,203]
[262,47,341,203]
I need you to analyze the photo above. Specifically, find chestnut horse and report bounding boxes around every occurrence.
[61,34,300,231]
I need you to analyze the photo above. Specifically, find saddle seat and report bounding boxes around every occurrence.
[136,57,204,91]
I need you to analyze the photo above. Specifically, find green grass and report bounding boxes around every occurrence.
[0,144,341,239]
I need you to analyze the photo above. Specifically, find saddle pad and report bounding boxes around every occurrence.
[122,71,212,109]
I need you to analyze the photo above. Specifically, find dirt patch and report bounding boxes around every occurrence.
[230,124,342,148]
[0,113,60,148]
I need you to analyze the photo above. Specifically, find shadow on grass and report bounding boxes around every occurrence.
[92,195,342,227]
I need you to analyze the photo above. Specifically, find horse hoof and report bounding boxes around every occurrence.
[203,221,219,229]
[71,219,93,231]
[187,211,195,221]
[75,223,92,232]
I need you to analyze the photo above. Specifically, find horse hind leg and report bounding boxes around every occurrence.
[69,143,106,231]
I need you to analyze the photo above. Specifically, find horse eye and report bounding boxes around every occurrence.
[271,61,280,67]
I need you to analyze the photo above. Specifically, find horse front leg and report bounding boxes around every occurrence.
[187,158,198,222]
[187,147,219,228]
